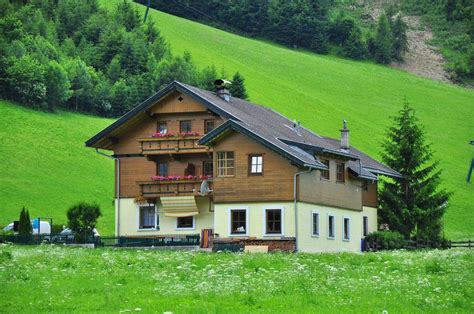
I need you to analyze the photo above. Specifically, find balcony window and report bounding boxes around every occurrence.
[248,155,263,175]
[230,209,247,235]
[217,151,235,177]
[180,120,192,133]
[265,209,282,235]
[176,216,194,230]
[336,162,345,182]
[157,161,168,177]
[203,161,213,177]
[205,120,215,133]
[321,159,330,180]
[139,205,156,229]
[158,122,167,134]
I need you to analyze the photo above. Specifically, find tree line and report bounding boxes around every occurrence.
[0,0,248,117]
[142,0,408,64]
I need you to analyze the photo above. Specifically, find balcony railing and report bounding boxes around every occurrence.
[137,179,213,197]
[137,136,211,155]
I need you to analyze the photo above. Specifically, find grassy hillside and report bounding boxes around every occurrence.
[0,1,472,239]
[106,0,473,239]
[0,101,115,233]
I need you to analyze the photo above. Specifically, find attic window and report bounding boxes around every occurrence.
[178,96,184,102]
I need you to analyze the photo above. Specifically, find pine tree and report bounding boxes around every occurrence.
[229,72,249,100]
[18,207,32,236]
[374,14,393,64]
[379,101,451,242]
[391,15,408,62]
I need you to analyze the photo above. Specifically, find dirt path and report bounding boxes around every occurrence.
[391,16,450,83]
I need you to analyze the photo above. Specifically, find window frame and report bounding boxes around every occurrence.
[176,216,195,230]
[327,214,335,239]
[228,207,249,236]
[263,207,284,236]
[157,161,168,177]
[248,154,264,176]
[343,217,350,241]
[179,120,192,133]
[363,216,369,237]
[311,211,320,237]
[202,160,213,177]
[204,119,215,134]
[336,162,345,183]
[137,204,158,230]
[320,159,330,180]
[158,121,168,134]
[217,151,235,177]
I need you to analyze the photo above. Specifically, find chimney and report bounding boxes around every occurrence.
[214,79,232,102]
[340,119,349,149]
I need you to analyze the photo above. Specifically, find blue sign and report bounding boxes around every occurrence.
[32,219,39,229]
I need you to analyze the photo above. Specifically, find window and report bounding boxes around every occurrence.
[157,161,168,177]
[139,205,156,229]
[248,155,263,175]
[158,122,167,134]
[204,120,215,133]
[203,161,213,177]
[343,217,350,241]
[328,215,335,239]
[230,209,247,235]
[312,212,319,236]
[265,209,282,235]
[177,216,194,229]
[180,120,192,133]
[336,162,345,182]
[217,152,235,177]
[363,216,369,236]
[321,159,330,180]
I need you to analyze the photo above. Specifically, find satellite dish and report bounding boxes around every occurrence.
[199,180,213,195]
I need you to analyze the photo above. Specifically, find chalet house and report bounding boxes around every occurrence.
[86,80,401,252]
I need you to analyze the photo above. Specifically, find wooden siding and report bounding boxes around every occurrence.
[150,91,208,114]
[362,181,378,207]
[298,159,363,211]
[117,157,155,198]
[211,132,298,203]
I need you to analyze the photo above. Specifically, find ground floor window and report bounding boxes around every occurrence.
[343,217,350,241]
[176,216,194,229]
[265,209,282,235]
[139,205,156,229]
[230,209,247,235]
[312,212,319,236]
[363,216,368,236]
[328,215,335,239]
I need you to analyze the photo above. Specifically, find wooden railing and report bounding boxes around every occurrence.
[137,180,213,197]
[137,136,211,155]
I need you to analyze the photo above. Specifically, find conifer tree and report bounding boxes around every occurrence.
[374,14,393,64]
[18,207,32,236]
[391,15,408,61]
[229,72,249,100]
[379,102,451,242]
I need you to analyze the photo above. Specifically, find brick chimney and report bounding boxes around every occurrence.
[340,119,349,150]
[214,79,232,102]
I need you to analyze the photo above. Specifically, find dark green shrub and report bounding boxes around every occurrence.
[365,231,406,250]
[18,207,32,236]
[66,202,101,243]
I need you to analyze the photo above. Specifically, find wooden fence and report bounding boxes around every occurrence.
[363,239,473,252]
[447,240,473,248]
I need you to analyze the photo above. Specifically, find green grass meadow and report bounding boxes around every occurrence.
[0,245,473,313]
[0,1,473,239]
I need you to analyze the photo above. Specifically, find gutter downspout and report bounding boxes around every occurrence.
[96,149,120,237]
[294,166,314,252]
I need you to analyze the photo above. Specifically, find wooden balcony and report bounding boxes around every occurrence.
[137,180,213,197]
[137,136,211,155]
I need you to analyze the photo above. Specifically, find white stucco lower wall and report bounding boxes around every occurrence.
[115,197,214,236]
[213,202,295,238]
[296,202,378,253]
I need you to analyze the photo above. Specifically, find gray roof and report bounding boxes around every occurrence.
[86,81,401,179]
